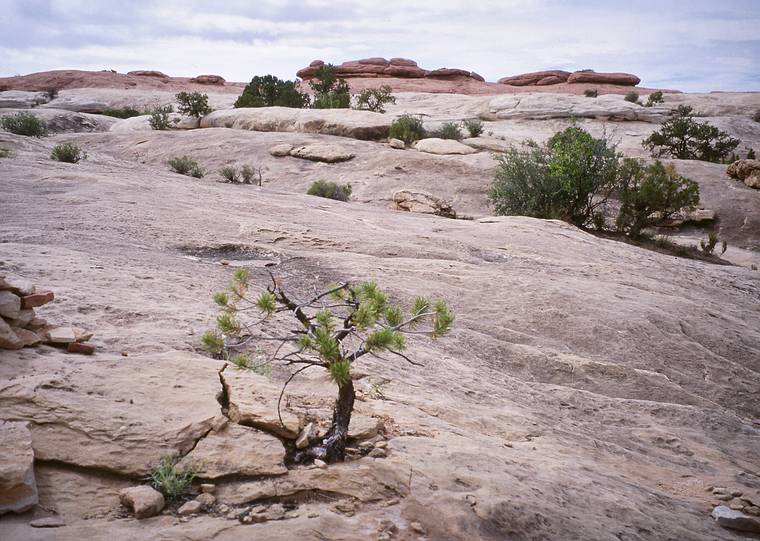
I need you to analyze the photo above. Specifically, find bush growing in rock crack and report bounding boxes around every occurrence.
[700,232,727,256]
[463,119,484,138]
[146,456,200,501]
[624,91,640,105]
[354,86,396,113]
[429,122,463,140]
[310,64,351,109]
[175,91,212,118]
[235,75,310,108]
[388,114,426,145]
[643,105,739,163]
[51,142,87,163]
[645,91,664,107]
[202,268,454,463]
[148,104,176,130]
[168,156,204,178]
[1,112,47,137]
[307,180,352,201]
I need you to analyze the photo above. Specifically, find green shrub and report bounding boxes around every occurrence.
[310,65,351,109]
[644,91,664,107]
[354,85,396,113]
[146,456,199,501]
[0,147,13,159]
[101,107,142,119]
[307,180,352,201]
[148,105,175,130]
[220,166,240,183]
[175,91,212,118]
[240,164,261,185]
[615,159,700,237]
[643,105,740,163]
[234,75,310,108]
[747,148,756,160]
[463,119,484,138]
[45,87,59,101]
[753,111,760,123]
[489,126,619,228]
[429,122,462,140]
[168,156,204,178]
[389,114,426,145]
[1,112,47,137]
[584,89,598,98]
[51,142,86,163]
[700,232,727,256]
[624,91,640,104]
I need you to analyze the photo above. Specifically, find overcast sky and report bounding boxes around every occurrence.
[1,0,758,92]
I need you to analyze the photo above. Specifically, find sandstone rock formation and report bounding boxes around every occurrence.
[499,69,640,87]
[393,190,457,218]
[127,70,170,79]
[413,137,479,155]
[497,70,571,86]
[190,75,226,86]
[296,58,484,82]
[119,486,165,519]
[567,70,641,86]
[0,421,37,515]
[0,90,50,108]
[727,159,760,189]
[485,93,668,121]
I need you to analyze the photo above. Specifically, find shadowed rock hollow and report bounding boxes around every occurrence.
[0,70,759,541]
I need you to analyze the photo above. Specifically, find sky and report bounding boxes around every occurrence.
[0,0,759,92]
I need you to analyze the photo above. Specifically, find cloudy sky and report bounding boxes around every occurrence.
[1,0,758,92]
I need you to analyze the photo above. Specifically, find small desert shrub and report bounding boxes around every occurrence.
[101,107,141,119]
[615,159,700,237]
[175,91,212,118]
[220,166,240,183]
[643,105,740,163]
[584,89,598,98]
[50,142,86,163]
[148,104,175,130]
[624,91,640,104]
[235,75,310,108]
[146,456,199,501]
[753,111,760,123]
[389,114,426,145]
[700,232,727,256]
[45,87,59,101]
[430,122,462,140]
[354,85,396,113]
[645,91,664,107]
[1,112,47,137]
[747,148,756,160]
[489,126,619,228]
[307,180,352,201]
[310,64,351,109]
[240,164,262,185]
[168,156,204,178]
[0,147,13,159]
[463,119,484,138]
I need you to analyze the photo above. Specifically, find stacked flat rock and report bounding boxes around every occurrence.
[0,274,94,353]
[296,58,484,82]
[498,69,640,87]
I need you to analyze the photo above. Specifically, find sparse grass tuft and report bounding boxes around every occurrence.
[430,122,462,140]
[146,456,200,501]
[168,156,204,178]
[463,119,484,138]
[51,142,86,163]
[307,180,352,201]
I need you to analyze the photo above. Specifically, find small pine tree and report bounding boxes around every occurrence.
[175,91,212,118]
[354,86,396,113]
[310,64,351,109]
[203,271,454,462]
[645,91,664,107]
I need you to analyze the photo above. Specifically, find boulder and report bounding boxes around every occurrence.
[413,138,478,155]
[384,65,429,78]
[712,505,760,533]
[0,90,49,108]
[296,422,317,449]
[45,326,77,344]
[290,143,355,163]
[388,138,405,149]
[269,143,294,157]
[393,190,457,219]
[0,275,35,296]
[30,517,66,528]
[0,421,38,515]
[356,57,389,66]
[498,70,571,86]
[727,159,760,189]
[190,75,226,85]
[0,318,23,350]
[426,68,473,80]
[0,290,21,319]
[567,70,641,86]
[178,423,287,479]
[389,58,418,67]
[119,486,165,519]
[348,415,384,440]
[470,72,486,82]
[178,500,202,516]
[296,59,482,82]
[12,328,41,347]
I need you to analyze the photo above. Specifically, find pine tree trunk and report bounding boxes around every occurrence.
[298,379,355,463]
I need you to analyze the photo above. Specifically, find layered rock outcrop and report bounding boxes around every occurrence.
[727,159,760,189]
[499,69,641,87]
[296,58,483,82]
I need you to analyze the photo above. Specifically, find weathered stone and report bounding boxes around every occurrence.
[195,492,216,508]
[0,275,35,296]
[348,415,383,440]
[178,500,202,516]
[413,138,478,155]
[393,190,457,219]
[30,516,66,528]
[269,143,294,157]
[120,486,165,518]
[0,318,23,350]
[21,289,54,309]
[485,93,668,122]
[314,459,327,469]
[45,326,77,344]
[711,505,760,533]
[178,423,287,479]
[12,328,41,347]
[368,447,388,458]
[190,75,225,85]
[567,71,641,86]
[727,159,760,181]
[0,421,38,515]
[0,290,21,319]
[289,143,355,163]
[388,138,405,149]
[498,70,571,86]
[536,75,565,86]
[7,308,35,327]
[0,90,49,108]
[67,342,95,354]
[296,422,317,449]
[200,483,216,494]
[127,70,169,79]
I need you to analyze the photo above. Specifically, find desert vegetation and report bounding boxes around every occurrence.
[148,104,175,130]
[643,105,740,162]
[354,86,396,113]
[624,91,640,105]
[234,75,310,108]
[463,119,484,137]
[1,112,47,136]
[310,64,351,109]
[430,122,463,140]
[219,164,261,185]
[389,114,426,145]
[146,456,199,501]
[584,89,598,98]
[50,142,86,163]
[0,147,13,158]
[644,91,664,107]
[168,156,204,178]
[203,270,453,462]
[307,180,352,201]
[175,91,212,118]
[700,232,727,256]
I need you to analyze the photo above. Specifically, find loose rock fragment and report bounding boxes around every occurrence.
[30,516,66,528]
[21,290,54,309]
[0,421,38,515]
[0,290,21,319]
[178,500,202,516]
[712,505,760,533]
[119,486,165,519]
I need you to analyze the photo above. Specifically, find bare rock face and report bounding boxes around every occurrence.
[0,90,50,108]
[178,423,287,479]
[498,70,571,86]
[485,93,668,121]
[393,190,457,218]
[0,421,38,515]
[119,486,165,519]
[567,70,641,86]
[290,143,355,163]
[189,75,226,85]
[413,138,478,155]
[727,159,760,189]
[712,505,760,533]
